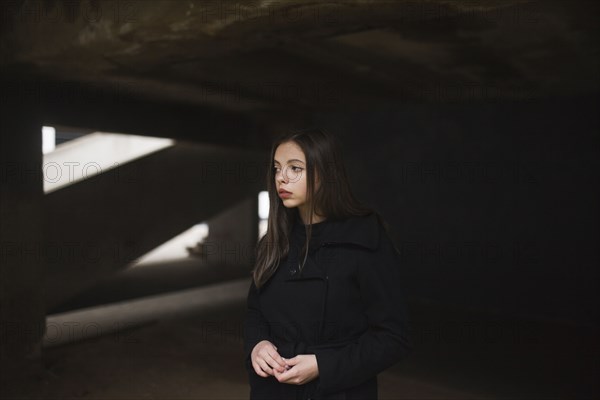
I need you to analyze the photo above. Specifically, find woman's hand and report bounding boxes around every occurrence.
[251,340,287,377]
[274,354,319,385]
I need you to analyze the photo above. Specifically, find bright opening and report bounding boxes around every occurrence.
[258,191,269,239]
[42,126,56,154]
[42,127,175,194]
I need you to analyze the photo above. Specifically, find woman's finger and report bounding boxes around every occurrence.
[284,355,301,366]
[252,361,269,378]
[257,358,275,376]
[269,351,286,368]
[260,347,285,369]
[266,351,286,370]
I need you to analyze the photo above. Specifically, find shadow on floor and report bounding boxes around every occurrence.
[2,290,598,399]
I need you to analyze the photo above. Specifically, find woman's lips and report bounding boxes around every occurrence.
[279,190,292,198]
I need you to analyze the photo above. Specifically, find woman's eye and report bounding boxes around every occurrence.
[273,166,302,173]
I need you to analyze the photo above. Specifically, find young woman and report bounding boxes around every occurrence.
[243,128,413,400]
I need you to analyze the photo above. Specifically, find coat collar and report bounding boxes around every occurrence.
[283,212,381,282]
[299,212,380,251]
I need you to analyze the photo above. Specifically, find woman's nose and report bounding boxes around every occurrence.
[276,168,287,183]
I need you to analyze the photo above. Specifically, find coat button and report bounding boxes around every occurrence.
[289,268,297,276]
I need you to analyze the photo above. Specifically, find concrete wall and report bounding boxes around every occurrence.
[313,93,600,327]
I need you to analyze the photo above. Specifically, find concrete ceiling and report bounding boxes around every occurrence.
[1,0,598,128]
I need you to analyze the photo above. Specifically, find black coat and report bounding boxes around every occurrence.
[243,212,413,400]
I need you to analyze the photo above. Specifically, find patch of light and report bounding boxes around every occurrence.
[43,278,250,347]
[258,219,268,239]
[130,223,209,268]
[43,131,174,194]
[258,191,269,219]
[42,126,56,154]
[258,191,269,240]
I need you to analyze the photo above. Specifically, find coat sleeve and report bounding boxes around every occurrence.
[243,278,273,367]
[312,224,414,394]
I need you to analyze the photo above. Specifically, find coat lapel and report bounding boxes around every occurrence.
[283,212,380,282]
[284,241,327,281]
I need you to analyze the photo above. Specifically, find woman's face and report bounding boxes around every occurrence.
[274,141,313,211]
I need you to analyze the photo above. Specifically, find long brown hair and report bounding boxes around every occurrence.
[252,127,375,289]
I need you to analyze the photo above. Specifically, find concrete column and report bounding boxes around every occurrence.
[201,196,259,269]
[0,101,45,384]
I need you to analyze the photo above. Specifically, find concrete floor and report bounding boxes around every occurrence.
[2,285,597,400]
